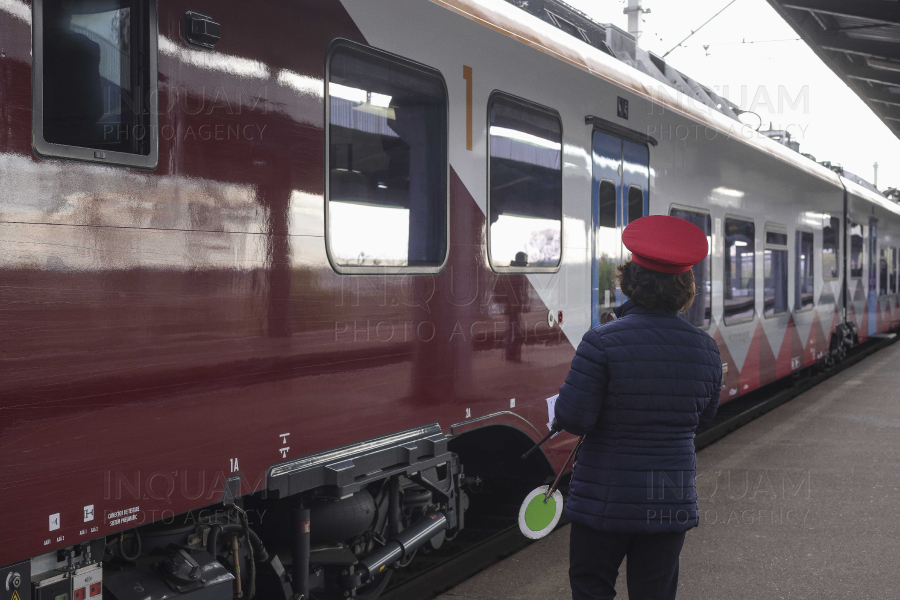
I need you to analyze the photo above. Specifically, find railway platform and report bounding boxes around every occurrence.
[436,340,900,599]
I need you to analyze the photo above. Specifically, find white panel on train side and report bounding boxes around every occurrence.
[340,0,848,365]
[339,0,599,345]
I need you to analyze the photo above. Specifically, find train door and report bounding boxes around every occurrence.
[591,131,649,327]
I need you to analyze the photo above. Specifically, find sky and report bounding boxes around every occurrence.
[563,0,900,191]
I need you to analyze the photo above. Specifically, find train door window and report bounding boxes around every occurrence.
[822,215,839,280]
[724,218,756,324]
[488,93,562,272]
[869,220,878,293]
[850,223,863,279]
[764,228,789,317]
[880,247,892,296]
[795,230,814,311]
[671,208,711,328]
[597,180,618,308]
[891,248,900,294]
[621,141,649,262]
[33,0,158,169]
[326,42,448,272]
[627,186,643,224]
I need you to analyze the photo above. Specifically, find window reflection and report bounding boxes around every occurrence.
[850,223,863,279]
[822,215,839,280]
[327,44,447,268]
[42,0,151,155]
[892,248,899,294]
[764,230,788,316]
[795,231,814,310]
[329,202,410,266]
[597,180,618,307]
[869,221,878,293]
[671,208,711,327]
[627,185,643,224]
[489,94,562,269]
[724,219,755,323]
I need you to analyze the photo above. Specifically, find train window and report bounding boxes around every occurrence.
[327,42,448,272]
[880,247,892,296]
[850,223,863,279]
[670,208,711,328]
[893,248,899,294]
[764,228,789,317]
[868,220,878,293]
[627,186,643,224]
[33,0,158,169]
[724,218,755,324]
[598,181,616,229]
[822,215,839,280]
[488,93,562,271]
[796,231,814,310]
[597,180,618,307]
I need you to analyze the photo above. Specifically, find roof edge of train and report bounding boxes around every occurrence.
[433,0,844,188]
[843,176,900,215]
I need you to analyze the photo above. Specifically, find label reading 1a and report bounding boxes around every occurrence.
[617,96,629,120]
[230,458,239,473]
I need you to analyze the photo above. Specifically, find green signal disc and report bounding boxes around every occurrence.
[518,485,564,540]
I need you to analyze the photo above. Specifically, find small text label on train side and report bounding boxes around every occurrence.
[107,505,140,527]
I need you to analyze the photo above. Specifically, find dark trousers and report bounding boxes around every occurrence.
[569,523,686,600]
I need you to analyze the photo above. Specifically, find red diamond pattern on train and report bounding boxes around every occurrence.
[737,321,763,395]
[776,315,805,379]
[758,319,778,387]
[713,325,741,401]
[712,308,843,405]
[804,310,828,366]
[848,304,864,343]
[859,303,869,343]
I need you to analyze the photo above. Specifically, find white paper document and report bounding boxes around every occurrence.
[546,394,558,431]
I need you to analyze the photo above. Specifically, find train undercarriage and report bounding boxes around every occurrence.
[4,423,555,600]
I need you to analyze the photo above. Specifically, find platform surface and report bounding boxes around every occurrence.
[437,342,900,599]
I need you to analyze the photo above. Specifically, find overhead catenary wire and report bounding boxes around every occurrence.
[684,37,801,49]
[662,0,741,58]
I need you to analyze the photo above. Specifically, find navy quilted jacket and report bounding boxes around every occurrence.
[555,300,722,533]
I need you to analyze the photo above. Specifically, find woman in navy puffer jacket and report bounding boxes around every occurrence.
[555,216,722,600]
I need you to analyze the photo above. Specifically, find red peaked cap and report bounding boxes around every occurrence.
[622,215,708,274]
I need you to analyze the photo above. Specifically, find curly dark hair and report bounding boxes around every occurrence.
[616,260,696,312]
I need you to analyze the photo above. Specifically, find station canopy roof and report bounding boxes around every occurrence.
[766,0,900,140]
